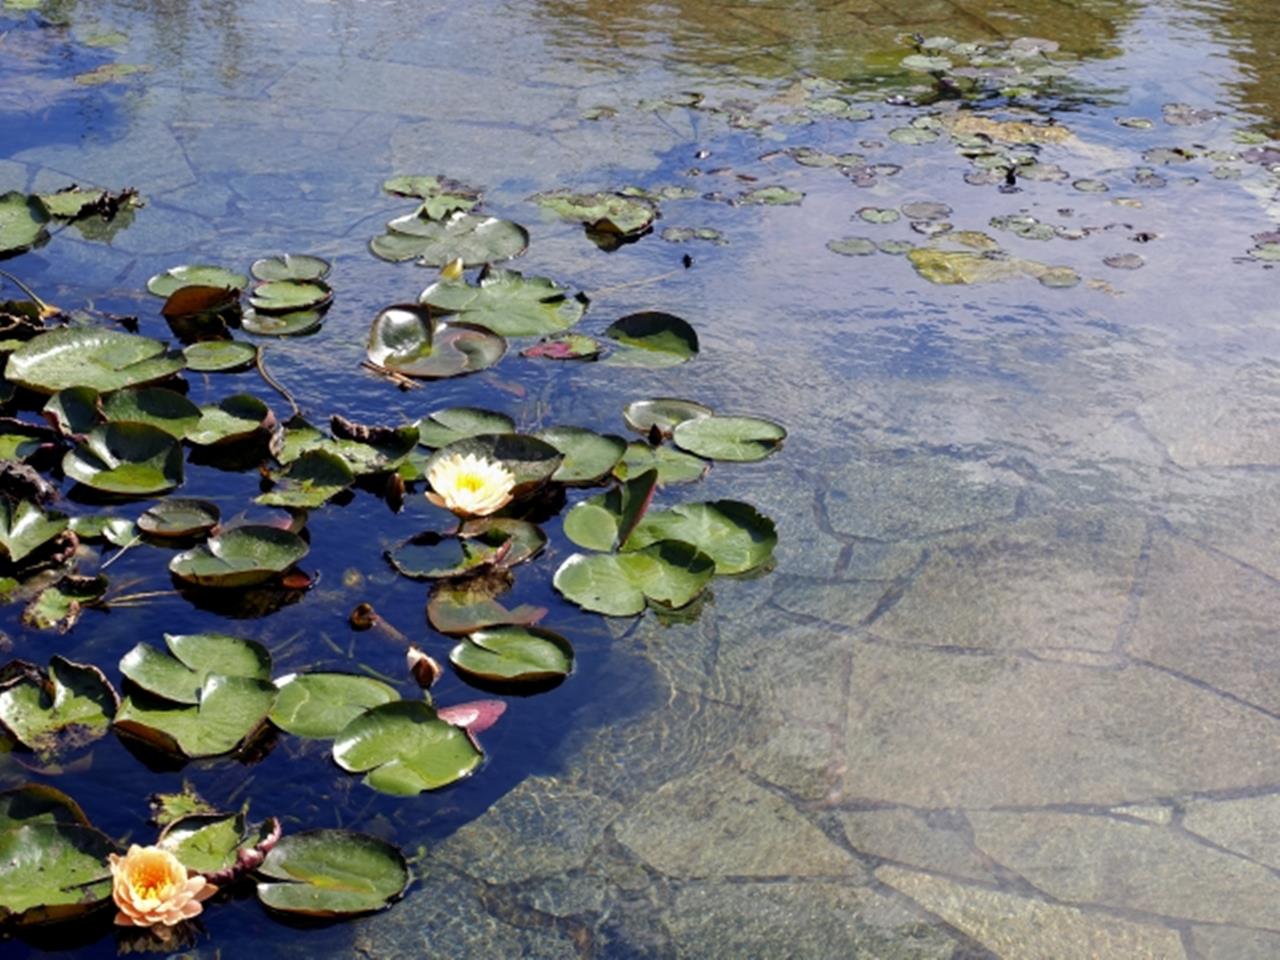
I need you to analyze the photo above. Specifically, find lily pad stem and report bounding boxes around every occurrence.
[360,359,421,390]
[589,265,684,299]
[256,346,301,418]
[0,268,59,319]
[106,589,178,606]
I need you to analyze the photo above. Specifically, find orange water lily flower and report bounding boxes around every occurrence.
[109,844,217,928]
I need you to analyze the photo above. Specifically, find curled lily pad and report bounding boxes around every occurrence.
[187,394,273,446]
[388,519,545,580]
[367,305,506,379]
[531,190,656,238]
[0,192,50,258]
[248,280,333,315]
[6,328,184,394]
[532,426,626,483]
[0,820,115,925]
[383,175,481,220]
[250,255,331,282]
[278,417,416,476]
[424,434,562,497]
[416,407,514,449]
[622,398,712,438]
[137,498,219,539]
[602,312,698,367]
[183,340,257,372]
[449,626,573,684]
[0,784,90,827]
[427,580,547,635]
[332,700,484,796]
[114,674,277,759]
[120,633,271,704]
[0,500,67,564]
[562,468,657,552]
[672,414,786,462]
[67,515,135,545]
[21,576,107,633]
[62,422,183,495]
[257,450,354,508]
[613,442,708,485]
[0,657,118,755]
[161,285,240,322]
[242,308,324,337]
[553,540,715,616]
[372,212,528,268]
[102,387,200,438]
[146,265,249,298]
[268,673,399,739]
[625,500,777,574]
[256,829,410,916]
[419,268,586,338]
[158,811,275,877]
[169,525,308,589]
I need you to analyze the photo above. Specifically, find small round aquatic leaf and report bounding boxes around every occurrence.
[553,540,715,615]
[672,415,786,462]
[531,191,656,236]
[187,394,273,445]
[62,422,183,495]
[269,673,398,739]
[416,407,514,449]
[374,212,528,268]
[827,237,877,256]
[120,632,271,704]
[169,525,308,589]
[6,328,185,394]
[182,340,257,372]
[0,822,115,924]
[146,265,249,298]
[625,500,777,574]
[419,268,586,338]
[0,657,117,755]
[332,700,483,795]
[0,500,67,564]
[102,387,200,437]
[532,427,625,483]
[138,499,219,539]
[602,312,698,367]
[739,186,804,206]
[622,398,712,437]
[250,255,331,282]
[613,442,708,485]
[0,192,49,257]
[901,201,951,221]
[256,829,409,916]
[242,307,324,337]
[256,450,354,509]
[248,279,332,315]
[450,626,573,683]
[114,674,277,758]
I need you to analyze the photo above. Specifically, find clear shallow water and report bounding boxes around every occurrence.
[4,0,1280,957]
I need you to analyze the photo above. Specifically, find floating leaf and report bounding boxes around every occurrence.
[416,408,514,449]
[256,450,354,509]
[827,237,877,256]
[120,633,271,705]
[248,280,333,314]
[0,784,90,827]
[739,186,804,206]
[169,526,308,589]
[21,576,107,632]
[137,499,220,539]
[101,387,200,438]
[372,212,528,267]
[419,268,586,338]
[449,626,573,684]
[367,306,506,379]
[183,340,257,372]
[277,417,416,476]
[553,540,715,616]
[158,811,255,875]
[39,188,117,221]
[0,192,49,258]
[62,422,183,495]
[242,308,324,337]
[672,414,786,462]
[146,265,248,298]
[68,515,135,545]
[562,469,657,552]
[161,285,239,322]
[249,255,331,282]
[626,500,777,574]
[0,500,67,564]
[532,426,626,483]
[0,657,117,754]
[858,207,901,224]
[388,519,545,580]
[268,673,398,739]
[333,701,483,795]
[0,821,115,924]
[256,829,409,916]
[427,581,546,635]
[114,674,277,759]
[6,328,184,394]
[613,442,708,485]
[383,175,481,220]
[520,333,603,360]
[187,394,273,446]
[602,312,698,367]
[622,398,712,438]
[423,434,562,497]
[531,190,656,237]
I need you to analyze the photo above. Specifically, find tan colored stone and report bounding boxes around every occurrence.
[1182,794,1280,869]
[837,808,998,883]
[1191,925,1280,960]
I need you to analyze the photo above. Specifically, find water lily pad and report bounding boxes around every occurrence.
[0,821,115,924]
[187,394,273,446]
[158,811,260,875]
[332,700,483,796]
[248,279,332,315]
[388,519,545,579]
[532,426,626,483]
[101,387,200,437]
[623,398,713,438]
[37,186,110,219]
[160,285,240,323]
[0,657,117,755]
[0,192,49,258]
[137,499,219,539]
[242,308,324,337]
[249,254,331,282]
[739,185,804,206]
[268,673,399,739]
[419,268,586,338]
[520,333,603,360]
[256,829,409,916]
[449,626,573,684]
[372,212,528,267]
[21,576,107,632]
[602,312,698,367]
[146,265,249,298]
[0,784,89,827]
[416,407,514,449]
[6,328,184,394]
[553,540,715,616]
[562,468,657,552]
[114,674,277,759]
[0,500,67,564]
[625,500,777,574]
[41,388,95,436]
[827,237,878,256]
[531,190,656,237]
[183,340,257,372]
[671,415,785,462]
[169,526,308,589]
[613,442,708,485]
[255,450,354,509]
[383,175,481,220]
[424,434,562,497]
[62,422,184,495]
[367,306,506,379]
[427,581,546,635]
[67,515,135,545]
[120,633,271,704]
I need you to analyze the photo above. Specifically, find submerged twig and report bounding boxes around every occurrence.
[0,268,59,319]
[589,265,685,299]
[106,589,178,606]
[99,534,142,571]
[360,360,420,390]
[256,346,301,418]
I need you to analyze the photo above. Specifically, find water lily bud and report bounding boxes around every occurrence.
[439,257,464,281]
[407,645,443,688]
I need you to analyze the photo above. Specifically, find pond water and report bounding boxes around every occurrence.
[3,0,1280,956]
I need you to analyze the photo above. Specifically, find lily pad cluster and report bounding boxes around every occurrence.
[0,187,141,259]
[371,175,528,267]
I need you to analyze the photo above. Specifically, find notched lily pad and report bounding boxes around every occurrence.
[21,576,107,633]
[372,212,528,267]
[183,340,257,372]
[427,580,547,635]
[419,268,586,338]
[269,673,398,739]
[6,328,184,395]
[62,422,184,495]
[532,426,626,484]
[384,175,481,220]
[332,700,484,796]
[0,192,50,258]
[119,633,271,705]
[449,626,573,684]
[622,398,712,438]
[367,305,506,379]
[242,308,324,337]
[256,450,354,509]
[101,387,200,438]
[626,500,777,574]
[416,407,514,449]
[521,333,603,361]
[0,500,67,565]
[0,820,115,925]
[146,265,248,299]
[187,394,273,446]
[613,442,708,485]
[114,674,277,759]
[531,190,656,239]
[169,525,308,589]
[250,255,331,282]
[388,519,545,580]
[256,829,409,916]
[602,312,698,367]
[562,468,657,552]
[553,539,715,616]
[137,499,220,539]
[672,414,786,462]
[248,280,333,315]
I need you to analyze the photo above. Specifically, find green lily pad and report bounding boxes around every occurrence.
[0,193,50,258]
[268,673,399,739]
[372,212,529,267]
[21,576,107,632]
[449,626,573,684]
[146,264,249,298]
[0,500,67,564]
[388,519,545,580]
[187,394,273,446]
[827,237,877,256]
[562,468,657,552]
[427,581,547,635]
[158,811,260,875]
[0,784,90,828]
[739,186,804,206]
[602,312,698,367]
[367,306,506,379]
[169,525,308,589]
[248,280,333,315]
[520,332,603,360]
[419,268,586,338]
[416,407,514,449]
[332,700,484,796]
[242,307,324,337]
[424,434,562,497]
[256,449,354,508]
[114,674,277,759]
[6,328,185,394]
[101,386,200,437]
[0,657,117,755]
[613,441,708,485]
[531,190,657,238]
[383,175,481,220]
[256,829,409,916]
[250,254,331,282]
[137,499,220,539]
[183,340,257,372]
[120,633,271,704]
[277,417,416,476]
[67,515,135,545]
[672,414,786,462]
[553,540,715,616]
[531,426,626,484]
[625,500,777,574]
[622,398,712,438]
[0,822,115,925]
[62,422,184,495]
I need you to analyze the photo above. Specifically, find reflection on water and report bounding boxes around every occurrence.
[4,0,1280,956]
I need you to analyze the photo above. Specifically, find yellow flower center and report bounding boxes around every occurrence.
[456,472,486,493]
[126,851,183,900]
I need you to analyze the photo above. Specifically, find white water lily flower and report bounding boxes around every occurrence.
[426,453,515,518]
[109,844,217,928]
